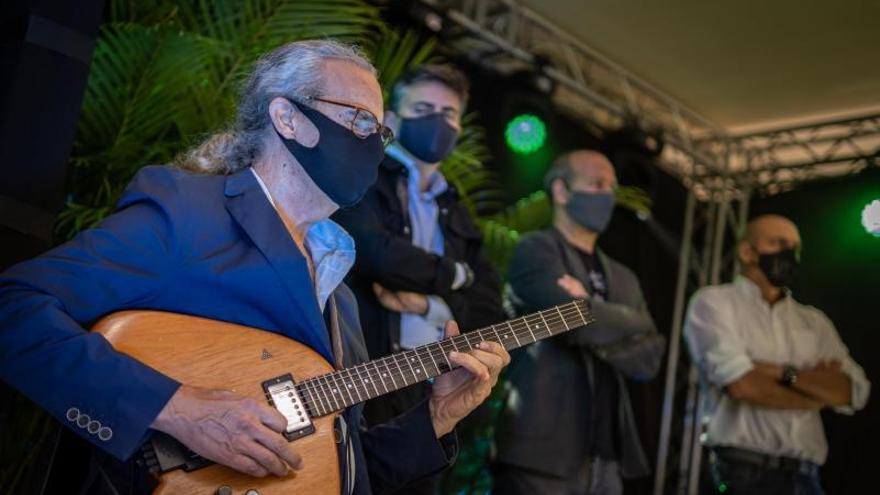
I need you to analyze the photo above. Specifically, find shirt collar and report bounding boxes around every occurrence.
[250,168,277,209]
[249,168,355,310]
[385,142,449,199]
[735,275,792,306]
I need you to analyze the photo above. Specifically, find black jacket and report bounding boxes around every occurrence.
[494,227,665,479]
[333,155,504,359]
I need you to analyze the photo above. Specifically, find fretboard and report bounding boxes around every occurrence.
[294,299,593,418]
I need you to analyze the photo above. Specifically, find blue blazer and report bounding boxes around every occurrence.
[0,166,454,493]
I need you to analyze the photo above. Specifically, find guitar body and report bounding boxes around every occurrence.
[94,311,340,495]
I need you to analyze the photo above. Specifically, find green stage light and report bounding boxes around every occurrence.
[862,199,880,237]
[505,114,547,154]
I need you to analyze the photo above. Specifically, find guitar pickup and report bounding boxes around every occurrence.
[262,374,315,441]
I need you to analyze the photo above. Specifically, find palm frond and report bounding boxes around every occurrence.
[61,0,385,241]
[442,114,506,217]
[371,27,437,92]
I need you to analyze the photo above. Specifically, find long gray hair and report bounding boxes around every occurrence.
[177,40,376,174]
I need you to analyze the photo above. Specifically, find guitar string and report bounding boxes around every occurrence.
[286,304,591,416]
[273,303,591,416]
[279,302,592,416]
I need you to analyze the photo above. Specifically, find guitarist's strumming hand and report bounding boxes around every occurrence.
[151,385,303,477]
[429,320,511,438]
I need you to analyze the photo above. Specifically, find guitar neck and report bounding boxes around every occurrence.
[295,300,593,418]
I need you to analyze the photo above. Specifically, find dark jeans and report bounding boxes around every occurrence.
[701,448,824,495]
[492,458,622,495]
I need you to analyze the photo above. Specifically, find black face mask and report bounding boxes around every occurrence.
[396,113,459,163]
[565,190,616,234]
[277,102,384,208]
[755,247,800,288]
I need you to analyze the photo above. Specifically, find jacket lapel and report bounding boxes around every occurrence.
[223,169,332,361]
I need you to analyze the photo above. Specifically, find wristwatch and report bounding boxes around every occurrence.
[781,364,799,387]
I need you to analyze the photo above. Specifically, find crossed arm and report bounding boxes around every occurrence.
[725,360,851,410]
[684,289,867,412]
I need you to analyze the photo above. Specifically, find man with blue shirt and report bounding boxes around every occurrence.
[334,64,505,494]
[0,41,509,494]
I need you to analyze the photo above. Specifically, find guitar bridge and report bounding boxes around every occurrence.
[262,374,315,441]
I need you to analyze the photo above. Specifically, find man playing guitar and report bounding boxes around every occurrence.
[0,40,510,494]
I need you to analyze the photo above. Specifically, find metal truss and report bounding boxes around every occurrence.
[417,0,880,195]
[420,0,729,181]
[653,190,751,495]
[723,113,880,194]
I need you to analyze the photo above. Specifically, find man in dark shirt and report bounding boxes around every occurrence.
[493,150,665,495]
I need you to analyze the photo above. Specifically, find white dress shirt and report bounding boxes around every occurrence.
[684,277,870,464]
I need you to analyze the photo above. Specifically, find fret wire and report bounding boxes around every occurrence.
[413,352,429,380]
[382,356,399,389]
[402,350,420,383]
[572,300,588,326]
[309,379,327,416]
[337,367,356,406]
[437,340,453,370]
[424,342,442,375]
[314,376,331,415]
[363,362,381,397]
[322,374,342,411]
[556,305,570,331]
[309,376,327,416]
[344,367,364,403]
[537,311,552,337]
[350,365,367,402]
[489,323,504,349]
[327,369,347,409]
[507,319,522,346]
[357,363,380,400]
[355,364,376,401]
[392,353,412,387]
[373,361,390,394]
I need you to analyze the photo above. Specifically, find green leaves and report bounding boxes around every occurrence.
[61,0,384,240]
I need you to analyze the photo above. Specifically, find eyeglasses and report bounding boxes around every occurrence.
[297,96,394,147]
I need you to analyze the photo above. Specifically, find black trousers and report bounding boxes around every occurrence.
[362,380,439,495]
[700,448,824,495]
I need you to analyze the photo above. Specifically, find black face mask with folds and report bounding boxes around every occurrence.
[565,190,616,234]
[276,102,384,208]
[396,113,459,163]
[755,247,800,288]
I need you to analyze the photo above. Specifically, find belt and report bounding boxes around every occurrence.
[711,446,819,477]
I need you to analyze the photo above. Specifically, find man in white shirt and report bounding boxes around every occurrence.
[684,214,870,494]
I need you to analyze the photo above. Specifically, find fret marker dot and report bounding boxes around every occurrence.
[383,373,387,377]
[416,369,421,373]
[347,384,352,388]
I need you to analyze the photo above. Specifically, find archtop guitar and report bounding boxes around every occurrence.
[94,300,593,494]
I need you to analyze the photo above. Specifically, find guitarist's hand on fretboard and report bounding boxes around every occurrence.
[151,384,304,477]
[428,320,511,437]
